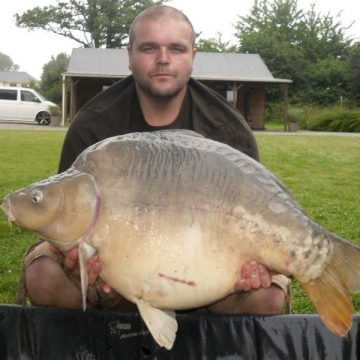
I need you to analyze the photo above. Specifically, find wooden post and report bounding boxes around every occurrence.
[226,82,243,108]
[283,84,289,131]
[61,75,68,126]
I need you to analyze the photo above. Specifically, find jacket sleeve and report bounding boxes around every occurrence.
[207,118,260,162]
[57,109,114,173]
[188,78,260,162]
[58,77,135,173]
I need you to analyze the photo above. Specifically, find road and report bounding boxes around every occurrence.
[0,122,67,131]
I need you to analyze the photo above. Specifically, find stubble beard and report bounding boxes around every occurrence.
[136,78,185,102]
[133,65,192,102]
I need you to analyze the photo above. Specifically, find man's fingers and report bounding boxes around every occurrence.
[258,264,271,288]
[234,261,274,292]
[234,279,250,292]
[234,262,253,291]
[249,261,261,289]
[88,259,102,284]
[49,244,111,292]
[101,283,112,294]
[64,248,79,271]
[49,245,62,255]
[87,260,111,293]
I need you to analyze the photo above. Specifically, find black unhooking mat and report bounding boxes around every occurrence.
[0,305,359,359]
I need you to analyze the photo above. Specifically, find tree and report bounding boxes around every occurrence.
[234,0,354,104]
[0,52,19,71]
[196,33,237,53]
[15,0,166,49]
[235,0,310,101]
[304,56,349,105]
[299,5,352,63]
[345,42,360,105]
[40,53,70,105]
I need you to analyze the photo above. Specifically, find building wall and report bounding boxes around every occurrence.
[238,83,266,130]
[70,77,120,118]
[0,82,26,87]
[201,80,266,130]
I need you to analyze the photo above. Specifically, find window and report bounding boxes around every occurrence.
[226,91,234,102]
[0,89,17,101]
[21,90,37,102]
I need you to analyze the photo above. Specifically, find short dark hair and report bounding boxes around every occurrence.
[128,5,196,48]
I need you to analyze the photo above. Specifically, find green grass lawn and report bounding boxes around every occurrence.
[0,129,359,314]
[255,133,360,313]
[0,130,66,303]
[263,120,286,131]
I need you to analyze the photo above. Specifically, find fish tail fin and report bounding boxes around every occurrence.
[301,233,360,337]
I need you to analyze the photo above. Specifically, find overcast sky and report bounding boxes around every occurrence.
[1,0,359,80]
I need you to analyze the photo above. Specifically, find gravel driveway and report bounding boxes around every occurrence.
[0,122,68,131]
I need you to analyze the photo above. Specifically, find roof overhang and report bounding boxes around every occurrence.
[195,76,292,83]
[63,72,292,84]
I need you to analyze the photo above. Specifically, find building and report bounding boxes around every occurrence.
[0,71,37,87]
[62,48,292,129]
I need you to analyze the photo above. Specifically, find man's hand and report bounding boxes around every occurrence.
[49,245,112,294]
[234,260,274,292]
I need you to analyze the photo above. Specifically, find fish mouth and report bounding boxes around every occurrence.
[0,198,16,226]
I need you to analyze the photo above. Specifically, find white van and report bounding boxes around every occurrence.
[0,87,58,125]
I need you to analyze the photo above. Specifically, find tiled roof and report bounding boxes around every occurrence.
[0,71,37,82]
[65,48,291,83]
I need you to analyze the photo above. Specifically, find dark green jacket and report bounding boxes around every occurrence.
[58,76,259,173]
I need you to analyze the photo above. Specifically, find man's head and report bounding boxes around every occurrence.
[129,5,196,48]
[127,5,197,101]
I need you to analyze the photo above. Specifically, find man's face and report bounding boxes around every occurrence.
[128,18,196,100]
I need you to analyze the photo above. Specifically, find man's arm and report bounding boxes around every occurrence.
[58,110,115,173]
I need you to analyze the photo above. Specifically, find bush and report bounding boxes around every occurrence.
[303,107,360,132]
[265,102,285,123]
[288,107,305,123]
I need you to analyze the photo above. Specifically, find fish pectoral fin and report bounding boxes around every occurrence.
[78,242,97,311]
[135,298,178,350]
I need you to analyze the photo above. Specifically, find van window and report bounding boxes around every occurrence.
[0,89,17,101]
[21,90,39,102]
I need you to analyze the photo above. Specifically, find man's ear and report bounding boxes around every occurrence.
[192,48,197,61]
[127,47,132,71]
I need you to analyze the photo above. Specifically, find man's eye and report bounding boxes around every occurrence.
[172,47,184,53]
[143,47,155,52]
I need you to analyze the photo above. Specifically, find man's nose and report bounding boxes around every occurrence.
[156,48,170,65]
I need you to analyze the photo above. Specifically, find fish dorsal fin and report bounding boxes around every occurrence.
[78,242,97,311]
[135,298,178,350]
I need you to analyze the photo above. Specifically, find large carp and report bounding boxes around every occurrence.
[2,130,360,349]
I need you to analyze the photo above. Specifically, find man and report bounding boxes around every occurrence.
[19,5,290,314]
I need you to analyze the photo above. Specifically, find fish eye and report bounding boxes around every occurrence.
[30,190,43,204]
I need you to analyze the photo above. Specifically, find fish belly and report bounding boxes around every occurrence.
[94,207,249,310]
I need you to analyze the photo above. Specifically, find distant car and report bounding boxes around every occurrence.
[0,87,58,125]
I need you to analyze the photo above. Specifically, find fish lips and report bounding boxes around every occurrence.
[1,198,17,226]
